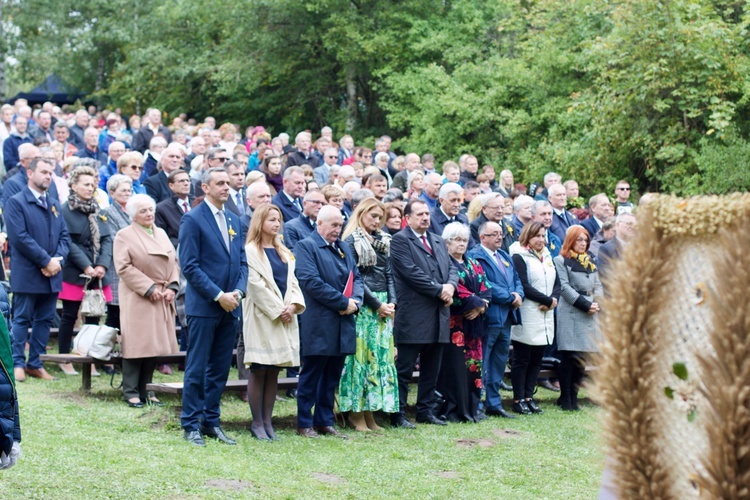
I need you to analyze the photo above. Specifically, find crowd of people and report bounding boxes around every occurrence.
[0,99,648,454]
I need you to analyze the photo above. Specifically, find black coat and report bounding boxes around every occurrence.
[143,171,172,204]
[61,205,113,287]
[155,196,192,248]
[284,214,315,253]
[469,213,513,253]
[390,228,458,344]
[344,233,397,312]
[132,125,173,154]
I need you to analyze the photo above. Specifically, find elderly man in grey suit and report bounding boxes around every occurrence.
[390,199,458,428]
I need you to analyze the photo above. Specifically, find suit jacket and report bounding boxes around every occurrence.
[224,189,247,217]
[74,146,108,165]
[467,246,524,328]
[294,231,364,356]
[284,214,315,253]
[143,171,172,204]
[390,228,458,344]
[469,213,513,253]
[1,168,59,209]
[178,201,248,318]
[313,165,331,186]
[240,212,252,243]
[61,204,113,287]
[429,207,470,238]
[155,196,192,248]
[271,191,302,222]
[4,188,70,293]
[549,208,579,243]
[286,150,321,169]
[132,125,173,154]
[596,237,623,283]
[581,216,601,239]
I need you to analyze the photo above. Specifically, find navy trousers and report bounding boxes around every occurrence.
[296,355,345,428]
[181,313,238,431]
[483,317,513,411]
[12,292,58,370]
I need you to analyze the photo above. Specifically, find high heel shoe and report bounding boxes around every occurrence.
[59,363,78,376]
[250,426,270,441]
[347,412,370,432]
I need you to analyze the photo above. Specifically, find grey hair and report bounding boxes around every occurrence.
[543,172,561,184]
[513,194,535,212]
[201,167,226,186]
[351,188,374,209]
[283,166,304,179]
[407,170,424,190]
[442,222,470,242]
[317,205,343,224]
[480,192,503,208]
[531,200,552,215]
[53,121,69,131]
[125,193,156,218]
[106,174,133,195]
[438,182,463,199]
[548,183,566,197]
[374,151,389,163]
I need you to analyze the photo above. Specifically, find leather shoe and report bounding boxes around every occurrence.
[512,400,532,415]
[314,426,348,439]
[500,381,512,391]
[14,367,26,382]
[184,430,206,447]
[127,398,144,408]
[286,388,297,399]
[538,379,560,392]
[526,398,543,414]
[200,425,236,445]
[415,414,448,426]
[25,367,57,381]
[297,427,320,438]
[485,408,517,419]
[390,415,416,429]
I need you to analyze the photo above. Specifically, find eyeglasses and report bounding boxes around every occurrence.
[575,237,589,243]
[481,232,502,238]
[617,187,631,191]
[129,165,143,170]
[326,155,338,159]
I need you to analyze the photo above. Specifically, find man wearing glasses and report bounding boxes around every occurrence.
[469,193,514,253]
[144,145,187,203]
[614,180,634,215]
[193,147,229,198]
[314,148,340,185]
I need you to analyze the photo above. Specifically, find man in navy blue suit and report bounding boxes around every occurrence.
[548,183,579,243]
[4,158,70,382]
[283,189,326,252]
[294,205,364,439]
[467,221,524,418]
[271,166,306,222]
[178,167,248,447]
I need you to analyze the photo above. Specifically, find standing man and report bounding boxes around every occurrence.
[271,166,306,222]
[74,127,108,165]
[31,111,54,143]
[222,160,247,217]
[155,170,194,248]
[52,122,78,158]
[531,200,562,258]
[284,190,327,252]
[2,116,31,173]
[132,108,173,154]
[68,109,89,149]
[285,132,321,169]
[510,194,535,235]
[2,144,59,208]
[314,148,339,186]
[597,212,637,283]
[581,193,614,238]
[419,173,442,211]
[429,183,470,236]
[179,168,248,447]
[294,206,364,438]
[98,141,126,191]
[390,199,458,428]
[467,222,523,418]
[469,193,514,253]
[144,145,184,203]
[391,153,421,193]
[239,182,272,239]
[5,158,70,381]
[614,180,634,214]
[548,183,579,243]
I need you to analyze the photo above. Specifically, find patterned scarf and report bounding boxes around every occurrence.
[68,193,101,261]
[570,250,596,272]
[351,227,391,267]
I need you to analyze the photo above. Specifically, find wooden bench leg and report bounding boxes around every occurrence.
[81,364,91,391]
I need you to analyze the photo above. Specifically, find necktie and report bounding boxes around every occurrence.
[294,198,302,212]
[39,194,47,209]
[216,210,230,250]
[235,192,245,216]
[421,234,434,256]
[182,201,188,214]
[495,252,510,280]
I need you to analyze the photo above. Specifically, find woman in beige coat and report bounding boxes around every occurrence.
[243,204,305,440]
[114,194,180,408]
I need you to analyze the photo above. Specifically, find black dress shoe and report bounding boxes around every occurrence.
[314,426,348,439]
[184,430,206,447]
[538,379,560,392]
[526,398,543,414]
[512,400,532,415]
[286,388,297,399]
[485,408,517,419]
[415,414,448,426]
[200,425,236,445]
[391,415,416,429]
[297,427,319,438]
[500,381,513,391]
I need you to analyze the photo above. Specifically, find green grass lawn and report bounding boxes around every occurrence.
[3,364,605,499]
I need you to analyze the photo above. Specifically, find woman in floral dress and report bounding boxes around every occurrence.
[437,222,492,422]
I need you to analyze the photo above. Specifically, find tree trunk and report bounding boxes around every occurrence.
[345,64,357,133]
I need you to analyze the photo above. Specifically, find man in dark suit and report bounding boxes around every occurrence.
[294,205,364,438]
[271,166,306,222]
[285,132,321,169]
[469,193,514,253]
[4,158,70,382]
[467,221,524,419]
[73,127,108,165]
[239,183,272,241]
[2,144,59,208]
[144,145,184,204]
[178,167,248,447]
[597,212,636,285]
[429,182,471,237]
[155,170,193,248]
[284,190,326,252]
[390,199,458,428]
[223,160,248,217]
[132,108,173,154]
[581,193,613,238]
[548,183,579,243]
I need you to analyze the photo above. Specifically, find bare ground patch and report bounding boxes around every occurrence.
[204,479,254,491]
[492,428,523,439]
[312,472,347,484]
[455,438,496,448]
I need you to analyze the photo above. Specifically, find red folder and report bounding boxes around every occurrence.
[343,270,354,298]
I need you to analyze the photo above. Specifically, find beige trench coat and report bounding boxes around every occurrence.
[114,224,180,359]
[243,243,305,367]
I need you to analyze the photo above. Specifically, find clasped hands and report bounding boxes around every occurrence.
[217,291,241,312]
[511,292,523,308]
[376,302,396,318]
[587,302,601,315]
[149,287,176,305]
[440,284,455,308]
[279,304,302,323]
[40,257,63,277]
[539,298,558,312]
[339,298,359,316]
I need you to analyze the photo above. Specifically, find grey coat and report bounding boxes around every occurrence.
[553,255,603,352]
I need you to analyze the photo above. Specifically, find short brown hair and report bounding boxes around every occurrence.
[518,221,546,247]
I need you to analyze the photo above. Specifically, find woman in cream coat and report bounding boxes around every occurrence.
[114,194,180,408]
[243,204,305,440]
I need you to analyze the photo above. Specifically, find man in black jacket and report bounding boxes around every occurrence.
[155,170,194,248]
[132,108,173,154]
[285,132,320,169]
[144,145,184,203]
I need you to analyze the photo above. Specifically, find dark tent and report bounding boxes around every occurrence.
[8,74,86,105]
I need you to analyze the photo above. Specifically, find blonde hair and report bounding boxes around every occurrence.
[466,196,485,222]
[342,197,386,240]
[246,204,293,263]
[68,166,97,187]
[117,151,144,173]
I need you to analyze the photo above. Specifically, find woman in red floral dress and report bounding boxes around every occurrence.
[436,223,492,422]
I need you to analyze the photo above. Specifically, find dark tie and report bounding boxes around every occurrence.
[39,194,47,210]
[182,201,188,214]
[421,235,434,256]
[235,192,245,216]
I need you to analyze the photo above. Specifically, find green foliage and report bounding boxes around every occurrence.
[5,0,750,195]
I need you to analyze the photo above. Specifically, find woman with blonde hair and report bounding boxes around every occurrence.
[116,151,147,195]
[405,171,424,200]
[338,197,398,431]
[243,204,305,440]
